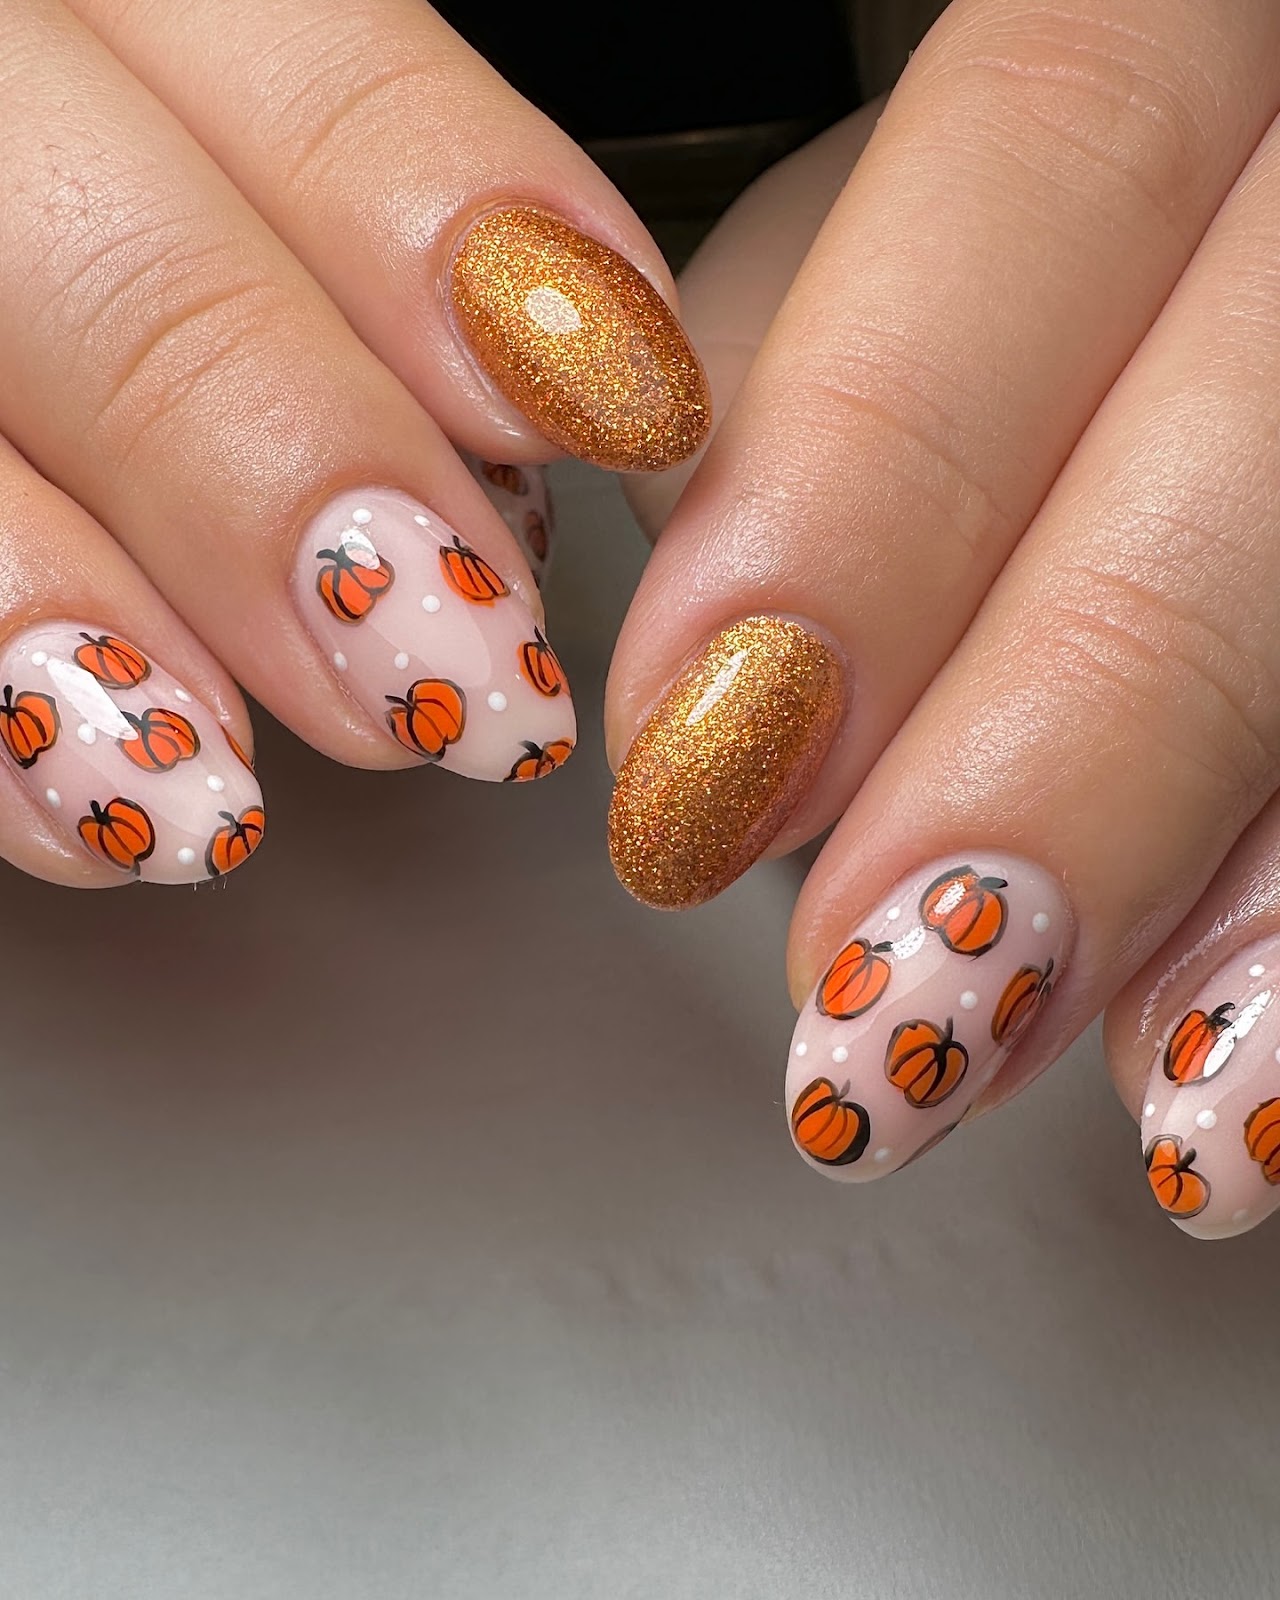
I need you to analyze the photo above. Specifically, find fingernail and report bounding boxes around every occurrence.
[292,486,575,783]
[787,855,1071,1179]
[449,206,710,472]
[0,624,264,884]
[1140,938,1280,1239]
[608,616,843,909]
[461,451,553,585]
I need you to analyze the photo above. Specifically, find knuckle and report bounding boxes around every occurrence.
[928,6,1218,227]
[788,329,1026,564]
[1040,554,1280,816]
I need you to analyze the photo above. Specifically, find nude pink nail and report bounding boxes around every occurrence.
[787,855,1071,1179]
[1140,938,1280,1239]
[292,487,574,783]
[0,623,263,885]
[460,453,553,585]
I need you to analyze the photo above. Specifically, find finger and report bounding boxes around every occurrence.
[786,93,1280,1182]
[607,0,1280,909]
[0,0,573,784]
[1103,800,1280,1239]
[625,104,883,536]
[73,0,709,472]
[0,437,262,887]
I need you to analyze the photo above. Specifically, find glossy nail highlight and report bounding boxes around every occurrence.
[0,624,263,884]
[449,207,710,472]
[292,487,575,783]
[787,856,1071,1179]
[609,617,843,909]
[1141,938,1280,1239]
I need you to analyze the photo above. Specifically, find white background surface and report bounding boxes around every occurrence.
[1,465,1277,1597]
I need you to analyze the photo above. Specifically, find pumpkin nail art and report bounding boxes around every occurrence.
[460,451,553,585]
[293,487,574,784]
[0,623,263,884]
[787,855,1071,1180]
[1139,938,1280,1238]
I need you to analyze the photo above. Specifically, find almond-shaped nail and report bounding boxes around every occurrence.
[461,452,553,585]
[292,487,575,783]
[609,617,843,909]
[787,855,1071,1179]
[0,624,263,884]
[449,207,710,472]
[1140,938,1280,1239]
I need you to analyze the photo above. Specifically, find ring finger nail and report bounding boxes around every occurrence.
[292,487,575,782]
[1141,939,1280,1239]
[609,617,844,909]
[0,624,263,884]
[449,207,710,472]
[787,855,1071,1179]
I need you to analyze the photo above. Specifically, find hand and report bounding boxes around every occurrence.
[605,0,1280,1238]
[0,0,707,885]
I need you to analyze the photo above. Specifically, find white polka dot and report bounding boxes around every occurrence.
[1250,964,1267,979]
[332,652,347,671]
[1233,1208,1250,1225]
[351,508,372,525]
[1195,1109,1218,1130]
[487,691,508,712]
[176,847,196,866]
[1032,912,1051,934]
[1143,1102,1156,1119]
[30,651,47,667]
[394,651,410,671]
[1274,1047,1280,1065]
[174,688,193,703]
[206,774,225,793]
[44,788,60,809]
[831,1046,849,1065]
[873,1148,892,1163]
[960,990,979,1011]
[422,595,441,614]
[414,514,429,526]
[886,906,901,921]
[794,1041,808,1058]
[77,724,96,745]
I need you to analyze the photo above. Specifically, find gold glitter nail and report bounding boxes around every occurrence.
[609,617,844,910]
[449,207,710,473]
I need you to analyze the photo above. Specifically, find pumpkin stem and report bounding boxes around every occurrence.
[981,876,1009,890]
[1210,1002,1237,1028]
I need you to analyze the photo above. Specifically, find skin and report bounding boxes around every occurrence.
[608,0,1280,1153]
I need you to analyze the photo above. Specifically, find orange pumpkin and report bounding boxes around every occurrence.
[120,707,200,772]
[1144,1135,1210,1218]
[480,461,529,496]
[523,509,549,566]
[315,543,394,623]
[440,535,509,604]
[920,866,1008,956]
[73,633,150,689]
[78,796,155,873]
[790,1077,871,1166]
[205,805,266,878]
[0,684,59,769]
[518,630,568,698]
[817,937,892,1020]
[504,738,574,783]
[991,959,1055,1045]
[1243,1098,1280,1185]
[385,679,466,761]
[885,1016,969,1108]
[1163,1002,1236,1085]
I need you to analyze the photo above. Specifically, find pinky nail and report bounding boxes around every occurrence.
[787,855,1071,1179]
[0,624,263,885]
[1141,938,1280,1239]
[291,487,575,783]
[460,452,553,586]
